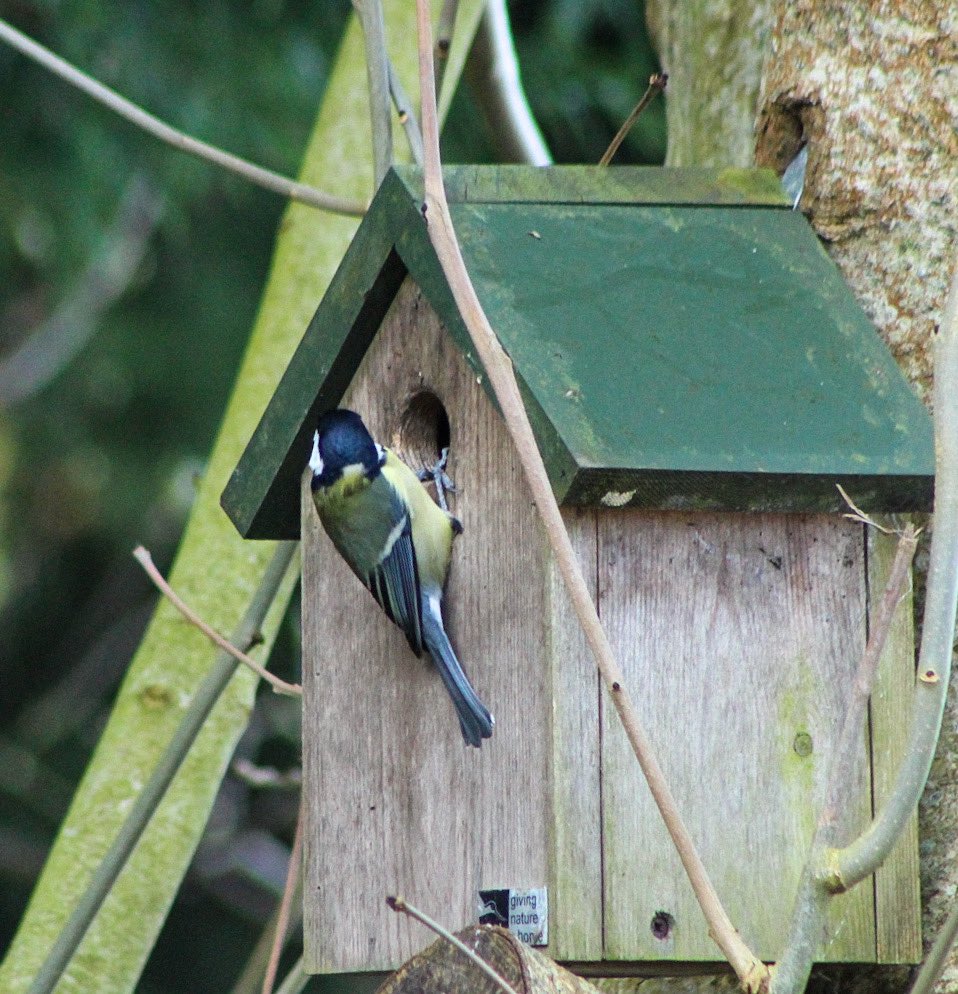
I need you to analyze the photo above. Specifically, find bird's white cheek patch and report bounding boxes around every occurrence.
[309,431,324,476]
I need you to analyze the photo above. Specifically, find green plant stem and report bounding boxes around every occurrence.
[770,526,919,994]
[772,266,958,994]
[355,0,393,187]
[26,542,298,994]
[464,0,551,165]
[909,896,958,994]
[830,264,958,892]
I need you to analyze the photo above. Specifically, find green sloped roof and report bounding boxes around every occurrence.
[222,165,934,540]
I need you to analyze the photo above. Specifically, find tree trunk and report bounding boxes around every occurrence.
[645,0,775,167]
[756,2,958,990]
[756,1,957,397]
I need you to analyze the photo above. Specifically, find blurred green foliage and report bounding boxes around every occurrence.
[0,1,662,990]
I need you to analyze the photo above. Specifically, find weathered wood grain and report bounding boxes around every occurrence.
[303,280,556,972]
[548,507,603,961]
[599,511,875,961]
[868,523,922,963]
[300,278,920,974]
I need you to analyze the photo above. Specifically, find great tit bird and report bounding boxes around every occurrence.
[309,409,494,747]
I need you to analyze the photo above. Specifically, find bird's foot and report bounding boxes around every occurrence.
[418,446,458,516]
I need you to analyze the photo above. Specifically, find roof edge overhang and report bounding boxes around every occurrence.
[222,165,933,541]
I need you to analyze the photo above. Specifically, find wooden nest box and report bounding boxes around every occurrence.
[222,166,933,978]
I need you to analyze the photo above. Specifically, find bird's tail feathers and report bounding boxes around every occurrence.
[421,599,493,748]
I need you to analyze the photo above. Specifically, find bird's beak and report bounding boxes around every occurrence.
[309,430,324,476]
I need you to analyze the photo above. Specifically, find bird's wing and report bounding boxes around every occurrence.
[363,484,424,655]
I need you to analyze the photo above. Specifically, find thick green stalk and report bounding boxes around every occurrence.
[771,266,958,994]
[829,265,958,890]
[0,4,480,992]
[26,543,298,994]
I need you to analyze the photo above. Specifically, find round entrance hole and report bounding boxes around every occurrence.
[396,391,451,472]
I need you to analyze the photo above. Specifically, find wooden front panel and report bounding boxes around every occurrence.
[547,508,603,961]
[302,280,599,972]
[869,525,922,963]
[600,512,876,962]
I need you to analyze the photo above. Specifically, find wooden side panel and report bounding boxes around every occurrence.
[548,508,603,961]
[303,280,563,973]
[600,512,876,962]
[869,524,922,963]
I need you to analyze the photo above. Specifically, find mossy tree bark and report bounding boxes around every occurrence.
[0,4,481,992]
[645,0,775,167]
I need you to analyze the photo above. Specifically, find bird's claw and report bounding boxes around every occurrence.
[418,446,457,514]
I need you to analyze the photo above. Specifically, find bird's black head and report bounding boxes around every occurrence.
[310,409,383,489]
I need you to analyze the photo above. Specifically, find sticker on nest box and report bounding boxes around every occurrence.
[478,887,548,946]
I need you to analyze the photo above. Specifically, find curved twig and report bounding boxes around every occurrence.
[598,73,668,166]
[770,525,919,994]
[414,2,765,989]
[386,896,519,994]
[26,542,299,994]
[828,262,958,891]
[0,18,366,216]
[262,799,305,994]
[134,546,302,697]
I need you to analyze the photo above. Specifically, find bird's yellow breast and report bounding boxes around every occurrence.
[381,451,455,589]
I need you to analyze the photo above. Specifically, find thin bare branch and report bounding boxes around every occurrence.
[0,174,163,407]
[415,3,765,989]
[229,875,303,994]
[465,0,552,165]
[386,896,520,994]
[133,546,302,697]
[0,17,366,217]
[434,0,459,99]
[836,483,899,534]
[771,525,919,994]
[822,526,919,833]
[262,798,304,994]
[598,73,668,166]
[388,60,424,168]
[353,0,393,187]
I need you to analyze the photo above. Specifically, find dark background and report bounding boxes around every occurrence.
[0,1,663,988]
